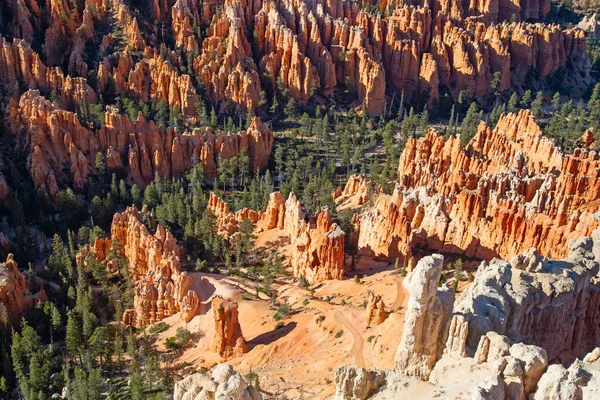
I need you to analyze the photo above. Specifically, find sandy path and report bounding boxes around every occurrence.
[334,310,366,369]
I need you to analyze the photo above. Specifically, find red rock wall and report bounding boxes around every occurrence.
[208,191,346,283]
[357,110,600,262]
[8,90,273,196]
[111,206,199,328]
[1,0,585,118]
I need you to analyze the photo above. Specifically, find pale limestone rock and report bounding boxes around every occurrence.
[394,255,454,380]
[333,365,385,400]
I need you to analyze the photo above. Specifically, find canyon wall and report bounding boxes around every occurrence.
[8,90,273,196]
[0,0,590,120]
[336,239,600,397]
[455,237,600,364]
[110,206,199,328]
[355,110,600,262]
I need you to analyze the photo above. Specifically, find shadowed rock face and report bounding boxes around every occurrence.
[354,110,600,264]
[0,254,47,326]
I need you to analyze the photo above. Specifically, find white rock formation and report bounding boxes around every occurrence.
[394,254,454,380]
[173,364,261,400]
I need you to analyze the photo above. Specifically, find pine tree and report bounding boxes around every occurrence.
[507,92,519,113]
[95,152,106,176]
[66,311,84,363]
[531,91,543,118]
[520,90,532,109]
[461,102,481,147]
[209,107,218,128]
[131,184,142,206]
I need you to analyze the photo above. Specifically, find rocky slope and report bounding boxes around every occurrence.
[0,253,46,325]
[8,90,272,196]
[0,0,590,120]
[354,110,600,263]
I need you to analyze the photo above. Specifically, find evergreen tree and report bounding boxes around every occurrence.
[66,311,84,363]
[507,92,519,113]
[209,108,218,128]
[11,322,52,400]
[95,152,106,176]
[531,91,544,118]
[520,90,532,109]
[461,102,481,147]
[131,184,142,206]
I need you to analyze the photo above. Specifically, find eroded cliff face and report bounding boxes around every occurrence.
[0,0,589,119]
[8,90,273,196]
[208,191,346,283]
[0,254,47,325]
[110,206,199,328]
[334,239,600,398]
[212,297,247,359]
[455,237,600,364]
[355,110,600,263]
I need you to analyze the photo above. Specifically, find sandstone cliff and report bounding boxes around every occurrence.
[355,110,600,263]
[455,237,600,364]
[9,90,273,196]
[0,0,590,117]
[110,206,199,328]
[335,240,600,398]
[394,254,453,380]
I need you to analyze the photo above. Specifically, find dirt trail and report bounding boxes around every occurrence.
[334,310,365,369]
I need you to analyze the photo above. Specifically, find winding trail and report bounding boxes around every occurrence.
[334,310,366,369]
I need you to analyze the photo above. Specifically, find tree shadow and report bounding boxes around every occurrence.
[247,321,297,349]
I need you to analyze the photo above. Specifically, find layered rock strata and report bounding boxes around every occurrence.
[0,0,589,118]
[394,254,454,380]
[455,237,600,364]
[207,191,346,283]
[334,242,600,398]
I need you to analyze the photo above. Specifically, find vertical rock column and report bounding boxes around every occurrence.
[394,254,454,380]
